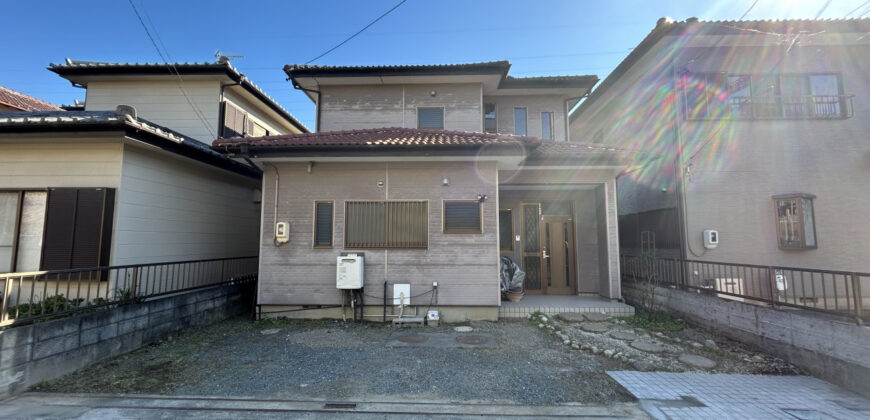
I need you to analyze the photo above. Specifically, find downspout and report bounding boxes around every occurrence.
[291,82,321,132]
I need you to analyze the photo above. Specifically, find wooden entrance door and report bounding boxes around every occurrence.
[540,215,575,295]
[520,203,575,295]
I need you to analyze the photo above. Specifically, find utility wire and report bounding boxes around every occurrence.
[845,0,870,17]
[738,0,758,20]
[304,0,408,64]
[127,0,217,139]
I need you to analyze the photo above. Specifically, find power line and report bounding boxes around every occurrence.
[305,0,408,64]
[844,0,870,17]
[738,0,758,20]
[127,0,217,139]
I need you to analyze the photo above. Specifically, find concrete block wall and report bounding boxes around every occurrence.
[0,282,254,398]
[624,283,870,396]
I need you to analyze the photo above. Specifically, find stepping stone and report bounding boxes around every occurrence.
[454,326,473,333]
[557,312,586,323]
[260,328,280,335]
[679,354,716,369]
[630,340,668,353]
[610,331,640,341]
[584,312,609,322]
[579,322,610,333]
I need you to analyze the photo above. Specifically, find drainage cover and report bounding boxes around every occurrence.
[323,403,357,409]
[397,334,429,343]
[455,335,488,345]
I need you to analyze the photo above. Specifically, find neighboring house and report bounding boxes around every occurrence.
[570,18,870,273]
[0,86,63,111]
[215,62,637,321]
[48,58,308,142]
[0,59,308,276]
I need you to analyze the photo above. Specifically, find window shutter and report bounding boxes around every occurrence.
[70,189,106,269]
[444,201,481,233]
[41,189,78,270]
[418,108,444,129]
[314,202,333,247]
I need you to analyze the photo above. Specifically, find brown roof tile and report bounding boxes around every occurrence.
[213,127,541,151]
[0,86,63,111]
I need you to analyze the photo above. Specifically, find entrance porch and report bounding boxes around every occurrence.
[499,294,635,319]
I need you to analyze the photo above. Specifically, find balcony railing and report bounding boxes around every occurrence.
[0,256,258,326]
[694,94,854,120]
[620,254,868,324]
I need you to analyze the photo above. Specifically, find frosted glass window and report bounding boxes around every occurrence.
[16,192,47,272]
[514,108,527,135]
[0,192,19,273]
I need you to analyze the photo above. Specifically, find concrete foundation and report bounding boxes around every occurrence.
[624,282,870,397]
[259,305,498,322]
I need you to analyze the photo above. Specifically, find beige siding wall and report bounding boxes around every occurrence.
[259,161,500,307]
[113,144,260,265]
[0,139,123,189]
[319,84,482,131]
[487,95,569,141]
[85,80,221,141]
[571,35,870,272]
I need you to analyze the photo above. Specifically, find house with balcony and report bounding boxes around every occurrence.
[214,61,639,321]
[570,18,870,274]
[0,59,306,312]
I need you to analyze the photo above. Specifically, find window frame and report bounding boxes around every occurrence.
[417,107,445,130]
[541,111,554,140]
[344,200,429,249]
[773,193,818,250]
[442,200,483,234]
[499,208,513,251]
[514,107,527,136]
[0,189,50,273]
[313,200,334,249]
[483,103,497,133]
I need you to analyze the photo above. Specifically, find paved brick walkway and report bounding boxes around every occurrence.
[608,371,870,420]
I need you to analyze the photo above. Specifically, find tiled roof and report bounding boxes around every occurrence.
[526,141,640,164]
[571,17,870,121]
[0,86,63,111]
[284,61,511,76]
[48,58,309,133]
[0,109,258,178]
[213,127,541,151]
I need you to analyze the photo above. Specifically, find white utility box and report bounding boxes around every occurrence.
[336,253,364,289]
[393,284,410,305]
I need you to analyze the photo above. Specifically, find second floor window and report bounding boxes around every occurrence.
[484,103,497,133]
[541,112,554,140]
[418,108,444,129]
[222,102,270,138]
[514,107,527,135]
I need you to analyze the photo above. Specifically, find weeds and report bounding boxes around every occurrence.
[618,310,685,332]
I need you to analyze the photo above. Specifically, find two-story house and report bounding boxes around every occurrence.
[0,59,306,297]
[215,61,639,321]
[570,18,870,274]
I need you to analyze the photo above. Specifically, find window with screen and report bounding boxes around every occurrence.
[514,108,527,135]
[314,201,333,248]
[499,209,513,251]
[345,201,427,248]
[541,112,554,140]
[774,193,816,250]
[417,108,444,129]
[484,103,497,133]
[443,201,482,234]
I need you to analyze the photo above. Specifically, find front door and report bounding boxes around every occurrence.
[540,215,575,295]
[520,203,575,295]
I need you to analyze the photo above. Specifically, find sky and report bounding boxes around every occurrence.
[2,0,868,130]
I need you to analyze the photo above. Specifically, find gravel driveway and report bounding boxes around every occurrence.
[33,317,635,405]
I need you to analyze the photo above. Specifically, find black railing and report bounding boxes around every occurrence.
[696,94,854,120]
[621,254,868,324]
[0,256,258,326]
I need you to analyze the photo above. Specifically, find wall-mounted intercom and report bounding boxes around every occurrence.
[703,229,718,250]
[276,222,289,244]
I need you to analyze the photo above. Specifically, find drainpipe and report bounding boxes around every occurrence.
[291,82,321,132]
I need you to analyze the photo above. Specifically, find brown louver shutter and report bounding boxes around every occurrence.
[41,189,78,270]
[70,189,105,269]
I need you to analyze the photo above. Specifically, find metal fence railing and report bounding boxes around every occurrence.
[0,256,258,327]
[621,254,868,324]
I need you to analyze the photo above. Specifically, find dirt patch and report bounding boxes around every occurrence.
[31,317,635,405]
